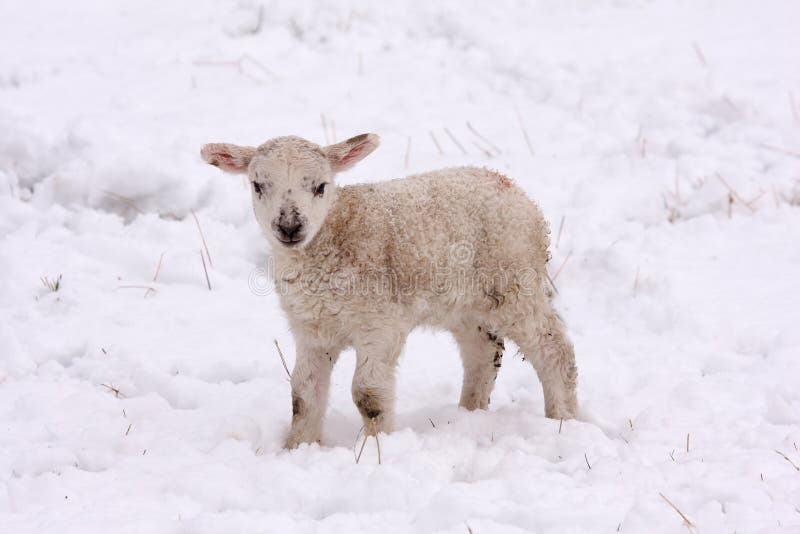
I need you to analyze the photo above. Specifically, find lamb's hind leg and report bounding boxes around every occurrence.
[452,324,505,410]
[509,305,578,419]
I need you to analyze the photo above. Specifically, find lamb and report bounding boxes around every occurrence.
[200,133,578,448]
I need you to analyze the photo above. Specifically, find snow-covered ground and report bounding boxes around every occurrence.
[1,1,799,532]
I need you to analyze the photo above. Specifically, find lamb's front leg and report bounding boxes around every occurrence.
[285,340,340,449]
[351,328,407,435]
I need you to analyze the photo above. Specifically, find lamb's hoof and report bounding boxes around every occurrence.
[285,433,320,450]
[545,404,578,421]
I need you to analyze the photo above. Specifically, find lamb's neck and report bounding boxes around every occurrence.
[269,230,332,280]
[270,244,306,279]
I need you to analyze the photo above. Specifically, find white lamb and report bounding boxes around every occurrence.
[201,133,578,448]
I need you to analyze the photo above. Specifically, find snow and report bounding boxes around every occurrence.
[1,0,799,532]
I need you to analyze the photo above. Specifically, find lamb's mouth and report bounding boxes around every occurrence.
[271,216,307,248]
[274,231,305,248]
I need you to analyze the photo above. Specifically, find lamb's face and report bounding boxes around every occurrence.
[247,139,334,248]
[201,133,380,250]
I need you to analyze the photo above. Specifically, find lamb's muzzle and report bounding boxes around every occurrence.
[272,206,306,247]
[201,132,578,449]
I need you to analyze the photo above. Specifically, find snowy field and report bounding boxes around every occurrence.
[1,1,800,532]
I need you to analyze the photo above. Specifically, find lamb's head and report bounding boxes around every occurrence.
[201,133,379,249]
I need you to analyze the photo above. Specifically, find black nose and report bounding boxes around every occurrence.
[278,220,302,239]
[272,207,306,245]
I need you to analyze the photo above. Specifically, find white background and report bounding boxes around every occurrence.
[1,1,799,532]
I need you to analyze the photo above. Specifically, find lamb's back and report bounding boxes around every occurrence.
[333,167,549,272]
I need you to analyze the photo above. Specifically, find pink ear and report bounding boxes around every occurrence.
[200,143,256,174]
[324,133,380,173]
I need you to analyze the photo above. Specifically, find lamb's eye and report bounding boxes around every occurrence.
[313,182,327,197]
[252,182,265,197]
